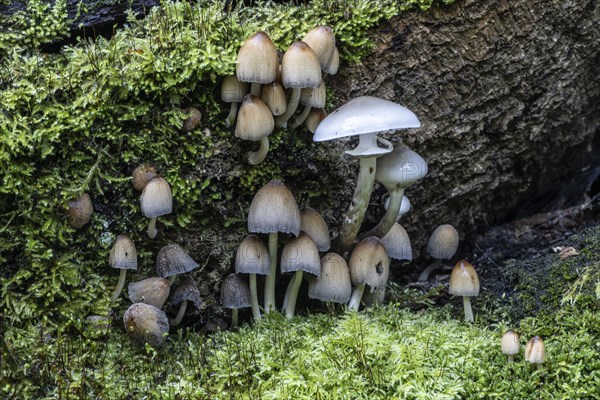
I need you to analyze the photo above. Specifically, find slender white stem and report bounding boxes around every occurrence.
[281,274,295,311]
[168,301,188,326]
[264,232,278,313]
[348,284,366,311]
[276,88,300,128]
[225,102,239,127]
[290,105,312,129]
[110,269,128,302]
[250,82,262,97]
[147,217,158,239]
[285,270,304,319]
[463,296,474,322]
[507,354,514,363]
[248,136,269,165]
[363,188,404,239]
[249,274,261,320]
[168,275,177,286]
[418,259,442,282]
[231,309,239,328]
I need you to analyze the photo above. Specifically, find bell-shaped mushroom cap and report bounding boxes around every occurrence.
[247,180,301,235]
[380,223,412,261]
[127,277,171,309]
[427,224,459,260]
[376,146,428,191]
[260,82,287,116]
[448,260,480,297]
[325,46,340,75]
[384,194,411,217]
[221,75,248,103]
[313,96,421,142]
[349,237,390,291]
[306,108,327,134]
[66,192,93,229]
[235,234,270,275]
[300,207,331,252]
[220,274,252,309]
[300,80,326,108]
[308,253,352,303]
[123,303,169,347]
[501,330,520,356]
[132,164,158,191]
[281,232,321,276]
[167,276,201,311]
[236,31,279,84]
[525,336,545,364]
[109,234,138,270]
[302,25,336,71]
[140,177,173,218]
[281,41,322,89]
[235,94,274,141]
[155,243,199,278]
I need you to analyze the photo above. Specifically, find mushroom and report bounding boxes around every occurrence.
[221,75,248,127]
[132,164,158,191]
[140,177,172,239]
[525,336,545,369]
[235,94,275,165]
[236,31,278,96]
[300,207,331,252]
[383,194,411,221]
[308,253,352,305]
[247,180,301,313]
[235,234,270,321]
[501,330,520,362]
[220,273,252,328]
[65,192,93,229]
[380,223,412,262]
[166,276,201,326]
[260,81,287,116]
[305,108,327,134]
[180,107,202,132]
[363,146,427,239]
[448,259,480,322]
[155,243,199,285]
[418,224,459,282]
[123,303,169,347]
[109,234,138,302]
[280,232,321,318]
[325,46,340,76]
[301,25,336,72]
[313,96,421,254]
[290,80,326,128]
[347,237,390,311]
[127,277,171,308]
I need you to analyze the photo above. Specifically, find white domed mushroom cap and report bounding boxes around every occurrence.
[501,330,520,355]
[349,236,390,291]
[109,234,138,270]
[380,223,412,261]
[525,336,545,364]
[308,253,351,303]
[140,177,173,218]
[448,260,480,297]
[235,234,270,275]
[427,224,459,260]
[300,207,331,252]
[236,32,279,84]
[281,41,322,89]
[376,146,428,191]
[313,96,420,142]
[280,232,321,277]
[384,195,411,217]
[248,180,301,235]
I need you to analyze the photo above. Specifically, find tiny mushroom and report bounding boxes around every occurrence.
[308,253,352,305]
[132,164,158,191]
[383,194,411,221]
[123,303,169,347]
[235,94,275,165]
[166,276,201,326]
[501,330,520,362]
[127,277,171,309]
[291,80,326,128]
[380,223,412,262]
[419,224,460,282]
[140,176,172,239]
[180,107,202,132]
[301,25,336,72]
[300,207,331,252]
[525,336,545,369]
[221,75,248,126]
[220,274,252,329]
[347,236,390,311]
[155,243,199,285]
[109,234,138,302]
[65,192,93,229]
[235,234,270,321]
[305,108,327,134]
[236,31,279,96]
[448,259,480,322]
[260,81,287,117]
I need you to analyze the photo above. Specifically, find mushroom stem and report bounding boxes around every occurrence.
[463,296,474,322]
[507,354,514,363]
[168,275,177,286]
[225,102,239,127]
[110,269,128,302]
[536,363,543,370]
[276,88,301,128]
[418,259,442,282]
[264,232,278,313]
[348,283,366,311]
[333,156,378,255]
[362,188,404,239]
[231,309,239,329]
[147,217,158,239]
[290,105,312,129]
[249,273,261,321]
[284,270,304,319]
[281,273,295,311]
[247,136,270,165]
[168,300,188,326]
[250,82,262,97]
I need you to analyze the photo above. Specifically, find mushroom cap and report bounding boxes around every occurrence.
[313,96,421,142]
[525,336,545,364]
[280,232,321,276]
[127,277,171,309]
[380,223,412,261]
[123,303,169,347]
[375,146,428,191]
[308,253,352,303]
[306,108,327,134]
[427,224,459,260]
[325,46,340,75]
[247,180,301,235]
[236,31,279,84]
[384,194,411,217]
[281,41,322,89]
[501,330,520,356]
[140,177,173,218]
[300,80,326,108]
[349,236,390,291]
[235,94,274,141]
[109,234,138,270]
[300,207,331,252]
[155,243,199,278]
[448,260,480,297]
[221,75,248,103]
[65,192,93,229]
[132,164,158,191]
[301,25,336,71]
[181,107,202,132]
[167,276,201,310]
[235,234,270,275]
[260,82,287,116]
[220,274,252,309]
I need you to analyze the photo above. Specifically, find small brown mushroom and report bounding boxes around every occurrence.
[448,260,480,322]
[109,234,138,302]
[123,303,169,347]
[65,193,93,229]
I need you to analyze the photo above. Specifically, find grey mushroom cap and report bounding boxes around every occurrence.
[300,207,331,252]
[220,274,252,309]
[280,232,321,276]
[501,330,520,355]
[109,234,138,270]
[167,276,201,310]
[380,223,412,261]
[427,224,459,260]
[349,236,390,291]
[155,243,199,278]
[66,192,93,229]
[375,146,428,191]
[235,234,270,275]
[308,253,352,303]
[127,277,171,309]
[140,177,173,218]
[247,180,301,235]
[123,303,169,347]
